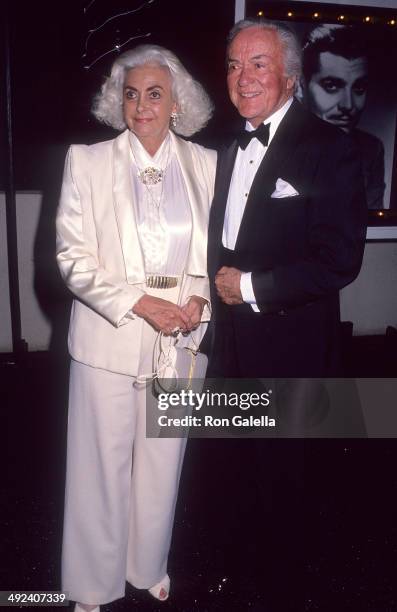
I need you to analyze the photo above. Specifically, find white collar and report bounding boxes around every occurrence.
[245,97,293,145]
[128,131,172,170]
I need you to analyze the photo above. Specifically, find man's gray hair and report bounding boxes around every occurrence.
[92,44,213,137]
[227,19,302,81]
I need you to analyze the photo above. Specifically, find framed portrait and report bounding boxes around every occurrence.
[242,0,397,233]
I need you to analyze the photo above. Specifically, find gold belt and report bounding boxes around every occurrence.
[146,275,178,289]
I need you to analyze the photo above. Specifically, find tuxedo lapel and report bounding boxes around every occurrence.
[235,100,307,251]
[208,142,238,277]
[254,99,307,194]
[112,130,146,284]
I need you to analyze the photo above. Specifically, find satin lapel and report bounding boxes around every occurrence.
[235,100,307,251]
[171,132,207,276]
[112,130,146,284]
[208,141,238,278]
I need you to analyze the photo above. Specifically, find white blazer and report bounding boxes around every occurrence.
[56,129,216,376]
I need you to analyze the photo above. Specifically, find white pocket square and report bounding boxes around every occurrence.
[271,178,299,198]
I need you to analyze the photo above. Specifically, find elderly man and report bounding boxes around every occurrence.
[298,24,385,208]
[208,19,366,378]
[205,18,366,608]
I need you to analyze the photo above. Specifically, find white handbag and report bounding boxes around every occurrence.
[153,332,208,394]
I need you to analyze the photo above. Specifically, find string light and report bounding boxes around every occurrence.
[82,0,155,67]
[247,6,396,28]
[83,33,150,69]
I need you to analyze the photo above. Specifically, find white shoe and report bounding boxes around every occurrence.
[148,574,170,601]
[74,604,100,612]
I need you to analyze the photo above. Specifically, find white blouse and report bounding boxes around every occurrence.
[129,132,192,276]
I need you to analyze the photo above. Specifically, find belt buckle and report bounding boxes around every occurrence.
[147,275,177,289]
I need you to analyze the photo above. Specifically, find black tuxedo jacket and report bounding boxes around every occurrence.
[207,99,367,377]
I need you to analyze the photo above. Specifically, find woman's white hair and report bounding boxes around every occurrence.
[92,44,214,137]
[227,19,302,82]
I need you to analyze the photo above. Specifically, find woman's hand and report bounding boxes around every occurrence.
[181,295,208,331]
[132,295,192,335]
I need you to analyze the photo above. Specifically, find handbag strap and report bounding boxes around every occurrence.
[134,330,193,386]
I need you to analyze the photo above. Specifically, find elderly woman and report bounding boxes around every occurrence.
[56,44,215,612]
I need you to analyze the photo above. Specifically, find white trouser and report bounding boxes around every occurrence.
[62,285,187,605]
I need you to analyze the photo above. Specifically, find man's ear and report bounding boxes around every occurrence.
[286,75,297,96]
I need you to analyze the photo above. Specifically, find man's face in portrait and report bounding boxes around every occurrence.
[305,51,368,133]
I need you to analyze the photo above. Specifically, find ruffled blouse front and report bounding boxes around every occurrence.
[129,132,192,276]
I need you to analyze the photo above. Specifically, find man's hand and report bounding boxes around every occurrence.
[215,266,244,305]
[181,295,208,330]
[132,295,192,335]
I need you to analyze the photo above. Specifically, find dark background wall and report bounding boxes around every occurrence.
[1,0,236,191]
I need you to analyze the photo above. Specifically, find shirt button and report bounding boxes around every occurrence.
[245,193,248,197]
[249,160,254,164]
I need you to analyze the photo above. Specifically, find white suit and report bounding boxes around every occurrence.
[56,129,216,605]
[56,129,215,375]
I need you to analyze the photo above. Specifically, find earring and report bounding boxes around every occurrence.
[170,112,178,128]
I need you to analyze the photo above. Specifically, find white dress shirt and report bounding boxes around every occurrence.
[222,97,293,311]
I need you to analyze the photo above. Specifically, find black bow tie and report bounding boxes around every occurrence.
[237,122,270,150]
